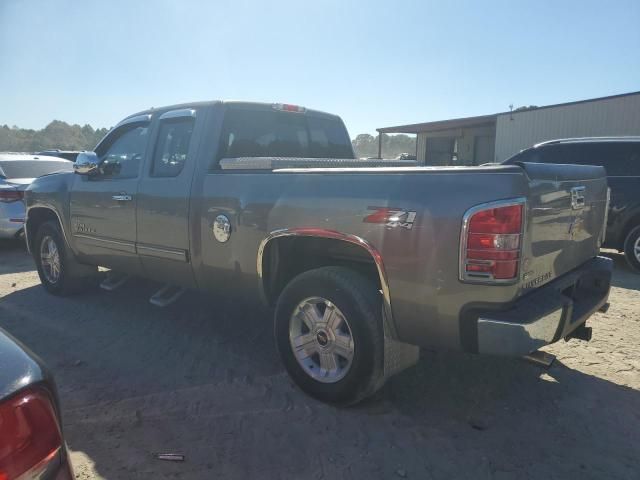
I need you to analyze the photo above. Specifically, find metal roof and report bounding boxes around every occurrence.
[378,90,640,134]
[377,113,497,134]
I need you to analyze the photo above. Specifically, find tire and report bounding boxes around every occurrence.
[34,220,98,295]
[274,267,385,405]
[623,225,640,273]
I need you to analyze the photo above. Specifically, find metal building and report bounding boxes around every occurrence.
[377,91,640,165]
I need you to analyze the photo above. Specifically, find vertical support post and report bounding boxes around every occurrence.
[378,132,383,159]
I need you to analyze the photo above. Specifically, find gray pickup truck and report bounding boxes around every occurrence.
[24,101,613,404]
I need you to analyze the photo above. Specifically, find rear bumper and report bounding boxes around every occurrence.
[0,218,25,238]
[475,256,612,356]
[0,202,26,238]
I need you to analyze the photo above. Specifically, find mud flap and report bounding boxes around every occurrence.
[377,310,420,390]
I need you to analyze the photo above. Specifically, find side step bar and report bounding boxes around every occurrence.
[149,285,186,308]
[100,272,131,291]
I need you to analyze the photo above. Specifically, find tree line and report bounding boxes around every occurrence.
[0,121,109,153]
[351,133,416,159]
[0,121,417,159]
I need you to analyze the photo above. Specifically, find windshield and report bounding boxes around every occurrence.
[217,109,353,161]
[0,160,72,179]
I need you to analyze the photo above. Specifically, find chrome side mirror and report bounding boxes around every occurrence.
[74,151,99,176]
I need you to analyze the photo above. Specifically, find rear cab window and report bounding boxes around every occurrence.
[214,107,353,167]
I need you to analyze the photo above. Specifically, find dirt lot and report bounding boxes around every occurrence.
[0,241,639,480]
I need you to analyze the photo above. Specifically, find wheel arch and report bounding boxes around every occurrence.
[257,228,397,336]
[25,206,67,254]
[620,210,640,248]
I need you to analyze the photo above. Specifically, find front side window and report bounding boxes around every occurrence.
[95,124,149,179]
[151,119,194,177]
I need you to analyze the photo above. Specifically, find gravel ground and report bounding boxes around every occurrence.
[1,241,639,480]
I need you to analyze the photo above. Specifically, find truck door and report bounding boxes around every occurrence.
[135,108,200,287]
[69,116,151,274]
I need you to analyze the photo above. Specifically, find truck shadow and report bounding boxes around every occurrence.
[0,280,638,478]
[600,250,640,291]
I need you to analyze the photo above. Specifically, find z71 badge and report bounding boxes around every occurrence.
[363,207,417,230]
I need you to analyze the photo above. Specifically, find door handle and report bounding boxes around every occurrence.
[112,194,132,201]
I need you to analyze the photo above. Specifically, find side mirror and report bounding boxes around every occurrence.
[74,151,99,176]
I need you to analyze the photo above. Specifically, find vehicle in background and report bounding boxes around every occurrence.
[36,150,82,162]
[395,152,417,160]
[0,154,73,239]
[503,137,640,272]
[0,326,74,479]
[24,101,612,405]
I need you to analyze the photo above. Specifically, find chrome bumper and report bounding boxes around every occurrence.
[477,256,613,356]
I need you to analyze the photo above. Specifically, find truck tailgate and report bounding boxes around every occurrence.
[519,162,608,293]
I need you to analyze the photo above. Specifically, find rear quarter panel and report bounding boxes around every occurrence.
[191,166,530,350]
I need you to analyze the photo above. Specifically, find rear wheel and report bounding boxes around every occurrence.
[34,221,98,295]
[623,225,640,273]
[274,267,385,405]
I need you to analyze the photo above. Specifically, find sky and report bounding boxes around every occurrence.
[1,0,639,136]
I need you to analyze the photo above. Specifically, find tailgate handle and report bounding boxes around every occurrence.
[571,186,586,210]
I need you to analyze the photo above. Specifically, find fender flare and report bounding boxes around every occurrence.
[256,227,398,338]
[24,205,69,255]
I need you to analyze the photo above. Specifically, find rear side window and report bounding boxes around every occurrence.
[504,150,533,164]
[0,160,72,179]
[216,109,352,163]
[596,143,640,176]
[151,118,195,177]
[532,143,640,176]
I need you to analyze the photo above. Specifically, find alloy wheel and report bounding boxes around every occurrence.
[289,297,355,383]
[40,236,61,284]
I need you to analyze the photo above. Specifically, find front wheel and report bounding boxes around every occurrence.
[274,267,385,405]
[34,221,97,295]
[623,225,640,273]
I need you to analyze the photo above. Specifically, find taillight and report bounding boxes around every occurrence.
[0,190,24,203]
[0,387,63,480]
[460,199,525,282]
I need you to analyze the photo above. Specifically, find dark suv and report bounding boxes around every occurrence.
[504,137,640,272]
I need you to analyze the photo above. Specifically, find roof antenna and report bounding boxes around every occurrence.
[509,104,514,121]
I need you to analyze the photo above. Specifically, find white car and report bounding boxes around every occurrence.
[0,154,72,239]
